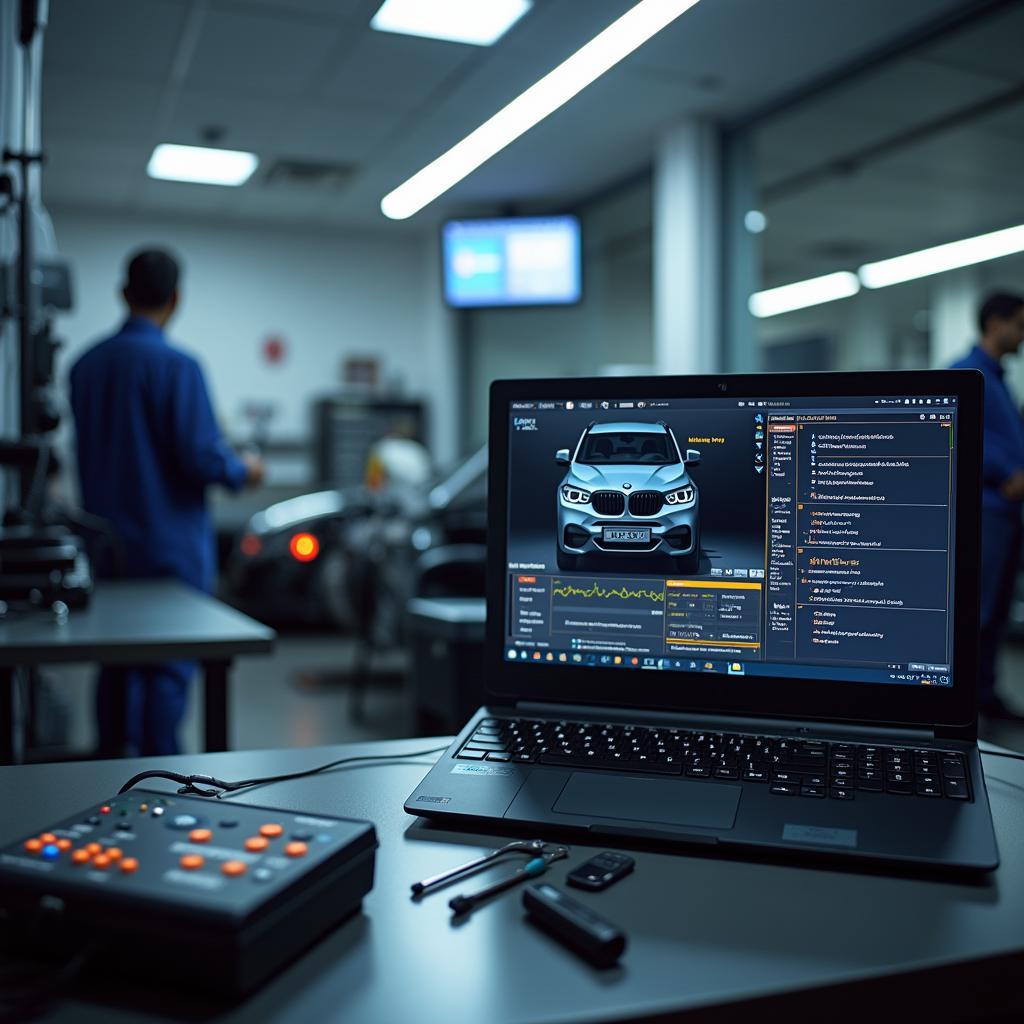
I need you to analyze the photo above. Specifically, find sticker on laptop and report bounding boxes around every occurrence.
[782,824,858,849]
[451,764,516,778]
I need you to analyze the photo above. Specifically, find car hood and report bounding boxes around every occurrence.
[568,463,691,489]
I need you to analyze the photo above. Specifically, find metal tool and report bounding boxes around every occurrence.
[448,846,570,917]
[410,839,550,895]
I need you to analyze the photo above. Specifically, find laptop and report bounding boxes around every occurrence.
[406,370,999,872]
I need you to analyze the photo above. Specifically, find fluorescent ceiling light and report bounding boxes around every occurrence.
[371,0,532,46]
[749,271,860,318]
[859,223,1024,289]
[147,144,258,186]
[380,0,702,220]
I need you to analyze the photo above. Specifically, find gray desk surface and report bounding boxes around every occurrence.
[1,738,1022,1023]
[0,580,274,665]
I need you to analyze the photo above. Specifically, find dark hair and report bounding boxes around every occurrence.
[124,248,180,309]
[978,291,1024,334]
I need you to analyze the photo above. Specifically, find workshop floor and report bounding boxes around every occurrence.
[35,636,1024,758]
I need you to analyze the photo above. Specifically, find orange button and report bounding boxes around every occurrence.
[40,833,57,844]
[71,849,90,865]
[85,842,102,855]
[244,836,269,852]
[24,838,42,853]
[259,823,283,838]
[55,838,72,851]
[284,841,308,858]
[221,860,247,877]
[179,854,204,870]
[188,828,212,843]
[92,854,111,869]
[120,857,139,874]
[105,847,123,861]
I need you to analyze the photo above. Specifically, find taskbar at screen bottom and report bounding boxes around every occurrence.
[504,648,951,687]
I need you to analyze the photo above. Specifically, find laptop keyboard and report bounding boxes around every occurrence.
[455,717,971,802]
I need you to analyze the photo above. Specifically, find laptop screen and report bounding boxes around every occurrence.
[504,392,959,690]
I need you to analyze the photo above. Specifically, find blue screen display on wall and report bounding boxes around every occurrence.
[442,216,582,308]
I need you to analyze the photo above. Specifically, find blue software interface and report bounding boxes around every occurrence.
[443,216,581,308]
[504,393,959,689]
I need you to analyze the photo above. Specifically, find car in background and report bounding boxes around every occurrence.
[222,447,487,632]
[555,421,701,573]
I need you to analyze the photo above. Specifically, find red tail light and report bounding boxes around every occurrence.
[240,534,262,557]
[289,532,319,563]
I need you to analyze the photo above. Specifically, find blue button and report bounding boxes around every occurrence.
[167,814,202,830]
[41,844,60,860]
[316,834,333,843]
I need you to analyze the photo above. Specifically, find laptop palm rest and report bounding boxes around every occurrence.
[553,773,741,830]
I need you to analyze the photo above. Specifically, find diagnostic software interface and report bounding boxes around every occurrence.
[505,393,959,688]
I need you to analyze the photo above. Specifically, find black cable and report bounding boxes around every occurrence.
[117,744,450,800]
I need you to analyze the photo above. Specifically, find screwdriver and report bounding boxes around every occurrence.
[449,856,552,916]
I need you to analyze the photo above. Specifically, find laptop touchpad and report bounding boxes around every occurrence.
[553,773,741,830]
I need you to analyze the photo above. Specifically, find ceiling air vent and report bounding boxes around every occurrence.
[262,158,356,190]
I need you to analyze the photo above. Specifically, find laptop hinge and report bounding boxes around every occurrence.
[513,701,938,743]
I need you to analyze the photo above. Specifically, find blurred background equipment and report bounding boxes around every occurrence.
[0,0,90,617]
[314,395,426,490]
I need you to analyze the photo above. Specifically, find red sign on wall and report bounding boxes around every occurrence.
[262,335,287,365]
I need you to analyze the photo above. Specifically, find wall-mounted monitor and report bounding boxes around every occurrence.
[442,215,582,309]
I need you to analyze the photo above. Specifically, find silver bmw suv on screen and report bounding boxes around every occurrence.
[555,421,701,573]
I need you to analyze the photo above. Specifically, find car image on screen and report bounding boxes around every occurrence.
[555,421,701,573]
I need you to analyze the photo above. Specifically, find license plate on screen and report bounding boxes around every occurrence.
[603,527,651,543]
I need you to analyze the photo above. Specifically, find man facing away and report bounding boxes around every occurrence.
[951,291,1024,722]
[70,248,264,755]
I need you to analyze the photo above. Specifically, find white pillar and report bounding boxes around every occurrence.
[930,269,979,368]
[419,234,460,464]
[653,119,721,375]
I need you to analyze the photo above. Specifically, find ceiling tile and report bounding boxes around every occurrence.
[320,29,481,108]
[924,4,1024,84]
[43,72,163,145]
[44,0,187,81]
[185,6,345,99]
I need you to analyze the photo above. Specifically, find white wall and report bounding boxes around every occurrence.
[50,208,457,465]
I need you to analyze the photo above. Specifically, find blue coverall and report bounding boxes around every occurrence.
[950,345,1024,709]
[70,315,247,754]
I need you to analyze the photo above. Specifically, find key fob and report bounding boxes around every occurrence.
[566,851,634,891]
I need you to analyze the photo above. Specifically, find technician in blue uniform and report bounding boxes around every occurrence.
[951,291,1024,721]
[70,249,264,755]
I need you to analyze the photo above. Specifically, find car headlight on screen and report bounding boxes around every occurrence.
[561,485,591,504]
[665,485,694,505]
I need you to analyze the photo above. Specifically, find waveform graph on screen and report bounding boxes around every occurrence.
[550,576,666,640]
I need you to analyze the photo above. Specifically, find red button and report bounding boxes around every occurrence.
[284,841,308,858]
[100,806,111,815]
[259,823,283,838]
